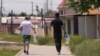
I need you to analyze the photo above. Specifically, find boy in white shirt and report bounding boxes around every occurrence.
[16,16,34,55]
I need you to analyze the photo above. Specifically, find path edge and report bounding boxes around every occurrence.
[15,49,23,56]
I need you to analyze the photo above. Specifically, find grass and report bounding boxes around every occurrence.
[69,35,100,56]
[37,36,55,45]
[0,48,20,56]
[0,33,23,42]
[75,40,100,56]
[69,35,87,53]
[0,33,66,46]
[37,36,66,46]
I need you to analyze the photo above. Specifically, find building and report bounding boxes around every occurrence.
[77,9,100,38]
[58,0,77,35]
[58,0,100,38]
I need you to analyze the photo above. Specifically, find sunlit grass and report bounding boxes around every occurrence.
[0,48,20,56]
[0,33,23,42]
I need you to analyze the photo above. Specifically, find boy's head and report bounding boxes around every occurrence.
[25,16,30,20]
[55,13,60,19]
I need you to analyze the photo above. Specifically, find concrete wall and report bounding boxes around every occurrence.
[78,16,96,38]
[71,18,74,35]
[78,16,85,36]
[86,16,96,38]
[98,15,100,38]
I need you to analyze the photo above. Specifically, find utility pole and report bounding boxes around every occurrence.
[36,5,39,16]
[0,0,3,33]
[46,0,49,12]
[41,8,48,36]
[31,1,34,16]
[41,8,44,28]
[50,0,52,10]
[11,10,13,34]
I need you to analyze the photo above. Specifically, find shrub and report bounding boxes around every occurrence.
[69,35,87,53]
[75,40,100,56]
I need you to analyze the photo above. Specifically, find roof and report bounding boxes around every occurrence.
[57,0,66,9]
[81,9,100,15]
[88,9,100,14]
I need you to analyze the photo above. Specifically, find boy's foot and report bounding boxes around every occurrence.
[26,51,29,55]
[24,50,26,53]
[57,52,60,55]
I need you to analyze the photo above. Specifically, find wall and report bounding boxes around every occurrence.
[78,16,85,36]
[86,16,96,38]
[1,24,8,33]
[78,15,96,38]
[98,15,100,38]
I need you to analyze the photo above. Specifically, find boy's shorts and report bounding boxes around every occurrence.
[23,35,31,43]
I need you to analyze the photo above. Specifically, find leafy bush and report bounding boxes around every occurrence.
[75,40,100,56]
[69,35,87,53]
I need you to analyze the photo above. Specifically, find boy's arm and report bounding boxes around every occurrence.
[50,21,54,37]
[15,23,22,30]
[31,23,35,32]
[62,22,66,34]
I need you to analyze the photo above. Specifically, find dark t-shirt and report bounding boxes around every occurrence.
[50,19,63,34]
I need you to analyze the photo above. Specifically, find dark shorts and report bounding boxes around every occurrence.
[23,35,31,43]
[54,33,62,38]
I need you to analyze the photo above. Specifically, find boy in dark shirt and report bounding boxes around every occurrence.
[50,13,65,55]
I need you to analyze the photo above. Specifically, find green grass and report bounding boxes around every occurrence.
[69,35,100,56]
[75,40,100,56]
[0,33,23,42]
[37,36,54,45]
[37,36,66,46]
[0,48,20,56]
[0,33,66,45]
[69,35,87,53]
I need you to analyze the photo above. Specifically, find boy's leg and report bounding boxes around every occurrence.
[24,43,27,53]
[54,33,62,55]
[23,35,26,53]
[54,37,61,54]
[26,35,31,55]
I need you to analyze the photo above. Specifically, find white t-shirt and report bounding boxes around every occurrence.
[20,20,33,35]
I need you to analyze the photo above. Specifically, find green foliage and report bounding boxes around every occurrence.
[69,35,87,53]
[19,12,27,16]
[75,40,100,56]
[68,0,100,14]
[8,12,18,17]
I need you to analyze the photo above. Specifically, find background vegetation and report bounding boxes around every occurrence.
[69,35,100,56]
[0,33,23,42]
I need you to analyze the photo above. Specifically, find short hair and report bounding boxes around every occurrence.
[25,16,30,20]
[55,13,60,19]
[55,13,59,17]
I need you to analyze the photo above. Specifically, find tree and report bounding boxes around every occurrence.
[68,0,100,14]
[36,5,41,16]
[44,10,57,18]
[19,12,27,16]
[8,12,18,16]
